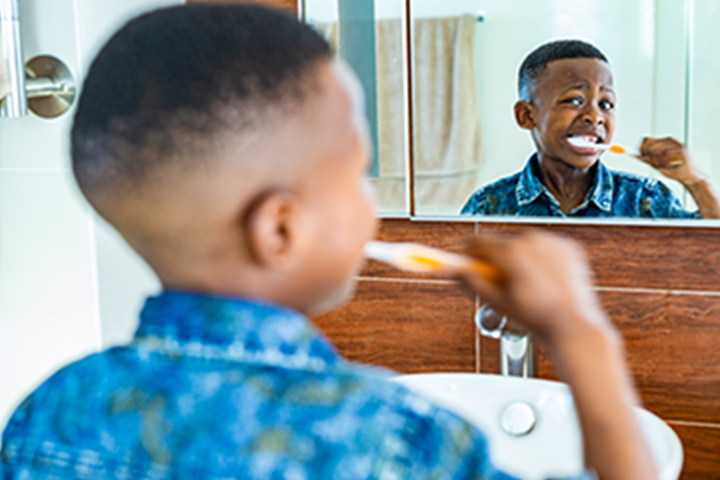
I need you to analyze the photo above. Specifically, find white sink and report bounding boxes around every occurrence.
[392,373,683,480]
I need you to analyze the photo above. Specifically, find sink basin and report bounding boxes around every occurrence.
[392,373,683,480]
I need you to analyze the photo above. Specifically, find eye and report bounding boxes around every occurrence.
[599,99,615,111]
[562,97,582,106]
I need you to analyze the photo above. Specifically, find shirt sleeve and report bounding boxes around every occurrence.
[460,190,484,215]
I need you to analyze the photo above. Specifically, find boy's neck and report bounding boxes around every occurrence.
[535,154,597,214]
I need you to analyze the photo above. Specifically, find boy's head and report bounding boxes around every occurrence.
[72,4,377,314]
[513,39,615,170]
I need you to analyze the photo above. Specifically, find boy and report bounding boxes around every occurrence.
[461,39,720,218]
[1,6,656,480]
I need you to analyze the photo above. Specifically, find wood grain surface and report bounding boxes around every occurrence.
[186,0,297,13]
[312,278,476,373]
[369,219,720,291]
[669,423,720,480]
[351,218,720,478]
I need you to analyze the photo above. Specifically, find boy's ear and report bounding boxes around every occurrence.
[514,100,535,130]
[244,189,301,270]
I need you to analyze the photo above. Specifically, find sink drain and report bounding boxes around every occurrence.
[500,401,537,437]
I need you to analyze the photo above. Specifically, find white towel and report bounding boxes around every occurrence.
[313,15,483,215]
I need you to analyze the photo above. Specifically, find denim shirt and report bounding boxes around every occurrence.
[461,155,699,218]
[1,291,531,480]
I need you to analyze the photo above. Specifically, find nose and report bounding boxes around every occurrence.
[580,102,605,126]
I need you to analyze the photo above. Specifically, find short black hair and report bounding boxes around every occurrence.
[72,4,332,199]
[518,39,608,100]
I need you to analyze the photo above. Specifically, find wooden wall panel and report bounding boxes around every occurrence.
[186,0,297,14]
[312,279,476,373]
[329,218,720,478]
[670,424,720,480]
[368,219,720,291]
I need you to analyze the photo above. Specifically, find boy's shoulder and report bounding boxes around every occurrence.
[606,167,683,201]
[1,347,132,439]
[2,346,489,480]
[604,166,699,218]
[461,172,523,215]
[607,167,668,191]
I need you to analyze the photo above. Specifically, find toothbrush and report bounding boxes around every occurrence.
[363,241,504,286]
[567,137,683,166]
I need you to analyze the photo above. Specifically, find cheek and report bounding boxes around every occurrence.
[605,115,616,133]
[313,181,375,264]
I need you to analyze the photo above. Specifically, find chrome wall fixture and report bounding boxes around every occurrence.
[0,0,76,119]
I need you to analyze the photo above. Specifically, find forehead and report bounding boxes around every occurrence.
[533,58,613,98]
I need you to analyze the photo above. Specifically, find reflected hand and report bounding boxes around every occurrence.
[636,136,704,185]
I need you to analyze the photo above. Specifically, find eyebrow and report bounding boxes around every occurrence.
[564,83,615,94]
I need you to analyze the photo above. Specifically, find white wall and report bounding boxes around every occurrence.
[0,0,179,431]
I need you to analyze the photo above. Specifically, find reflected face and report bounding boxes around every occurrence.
[523,58,616,170]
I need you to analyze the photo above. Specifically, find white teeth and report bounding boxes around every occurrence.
[568,136,601,149]
[571,135,599,143]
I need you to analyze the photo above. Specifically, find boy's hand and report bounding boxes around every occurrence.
[447,232,611,344]
[636,136,705,186]
[636,136,720,218]
[447,232,658,480]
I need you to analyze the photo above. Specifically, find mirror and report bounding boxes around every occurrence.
[409,0,720,222]
[303,0,720,224]
[304,0,411,216]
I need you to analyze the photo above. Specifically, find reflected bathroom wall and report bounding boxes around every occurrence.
[306,0,409,215]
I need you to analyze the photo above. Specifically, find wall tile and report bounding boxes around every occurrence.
[515,290,720,424]
[187,0,296,11]
[367,219,720,291]
[312,278,476,373]
[670,423,720,480]
[0,171,99,426]
[473,221,720,291]
[94,217,160,347]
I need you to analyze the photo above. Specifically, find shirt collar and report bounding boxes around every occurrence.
[133,290,340,371]
[585,160,613,212]
[516,154,546,206]
[516,154,613,212]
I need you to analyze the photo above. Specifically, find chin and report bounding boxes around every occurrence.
[306,276,358,316]
[562,155,600,170]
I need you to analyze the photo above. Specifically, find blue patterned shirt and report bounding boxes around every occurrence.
[1,291,530,480]
[461,155,699,218]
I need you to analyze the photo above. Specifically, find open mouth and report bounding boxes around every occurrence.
[566,134,604,152]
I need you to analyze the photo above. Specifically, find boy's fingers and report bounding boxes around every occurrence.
[438,260,504,304]
[464,234,516,268]
[639,137,686,168]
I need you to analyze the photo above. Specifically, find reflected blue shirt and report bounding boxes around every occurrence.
[1,291,529,480]
[461,155,699,218]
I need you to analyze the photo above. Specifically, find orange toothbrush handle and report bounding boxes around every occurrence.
[470,260,506,287]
